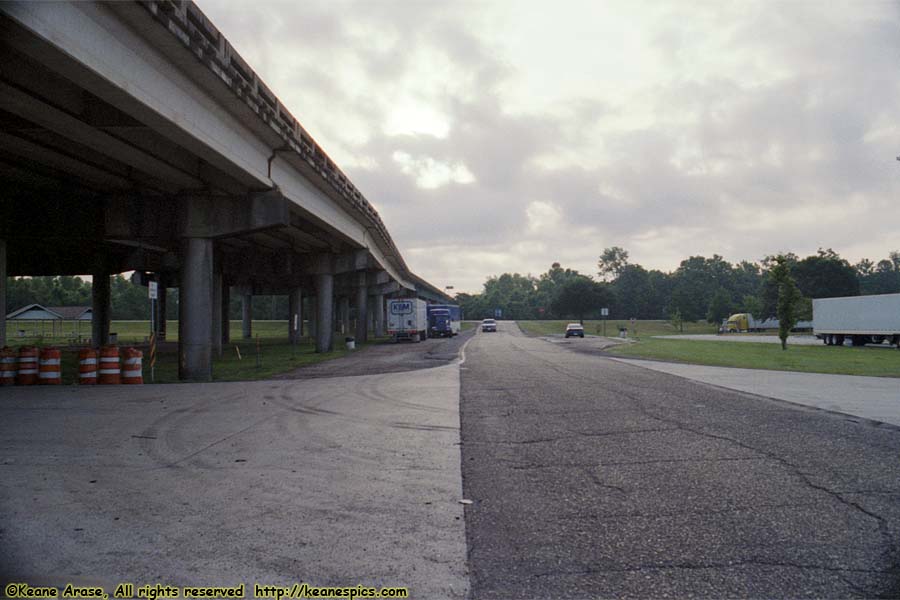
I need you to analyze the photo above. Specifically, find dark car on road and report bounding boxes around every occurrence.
[481,319,497,332]
[565,323,584,338]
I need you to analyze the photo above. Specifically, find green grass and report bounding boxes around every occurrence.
[461,321,478,332]
[53,336,390,384]
[606,338,900,378]
[5,320,384,384]
[4,320,294,347]
[516,319,718,338]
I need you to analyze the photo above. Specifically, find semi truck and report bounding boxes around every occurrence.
[813,293,900,348]
[427,304,461,337]
[723,313,813,333]
[387,298,428,342]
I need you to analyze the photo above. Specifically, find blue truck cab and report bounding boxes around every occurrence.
[427,304,461,338]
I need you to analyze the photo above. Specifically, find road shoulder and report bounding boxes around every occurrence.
[609,357,900,428]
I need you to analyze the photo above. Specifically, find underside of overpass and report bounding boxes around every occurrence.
[0,1,452,380]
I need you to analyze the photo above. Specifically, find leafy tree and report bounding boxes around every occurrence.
[855,258,875,277]
[669,308,684,333]
[771,256,801,350]
[466,272,540,320]
[110,275,151,319]
[706,288,732,324]
[551,277,610,324]
[741,294,763,320]
[536,263,583,318]
[858,252,900,295]
[597,247,629,282]
[758,253,799,319]
[732,261,763,303]
[7,276,92,310]
[669,255,734,321]
[612,264,654,319]
[647,269,673,319]
[792,249,858,299]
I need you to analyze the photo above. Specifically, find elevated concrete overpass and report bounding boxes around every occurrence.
[0,1,446,380]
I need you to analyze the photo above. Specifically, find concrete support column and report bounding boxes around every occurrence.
[315,273,334,353]
[178,237,214,381]
[355,272,368,343]
[0,239,6,348]
[212,270,224,358]
[374,294,385,337]
[241,293,252,339]
[91,262,110,347]
[158,285,167,340]
[288,287,302,344]
[339,296,350,335]
[221,284,230,347]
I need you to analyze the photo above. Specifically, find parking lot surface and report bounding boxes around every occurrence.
[0,365,468,597]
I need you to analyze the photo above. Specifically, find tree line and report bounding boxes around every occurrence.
[6,246,900,324]
[5,275,293,321]
[456,247,900,324]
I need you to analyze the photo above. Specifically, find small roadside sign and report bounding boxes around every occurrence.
[601,308,609,316]
[148,281,158,299]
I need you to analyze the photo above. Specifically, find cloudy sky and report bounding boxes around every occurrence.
[200,0,900,293]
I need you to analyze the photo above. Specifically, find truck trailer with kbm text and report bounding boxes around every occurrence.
[388,298,429,342]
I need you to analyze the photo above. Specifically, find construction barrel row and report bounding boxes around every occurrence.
[0,346,143,385]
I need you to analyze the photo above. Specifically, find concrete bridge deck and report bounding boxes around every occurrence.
[0,1,452,380]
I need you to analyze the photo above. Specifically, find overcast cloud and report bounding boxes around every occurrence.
[199,0,900,293]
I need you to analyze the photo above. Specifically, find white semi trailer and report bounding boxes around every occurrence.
[813,293,900,348]
[387,298,429,342]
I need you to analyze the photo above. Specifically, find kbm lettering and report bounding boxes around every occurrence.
[5,584,59,598]
[390,302,412,315]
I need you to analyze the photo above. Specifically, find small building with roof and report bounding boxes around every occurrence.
[6,304,92,338]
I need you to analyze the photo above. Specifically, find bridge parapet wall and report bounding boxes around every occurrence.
[129,1,406,273]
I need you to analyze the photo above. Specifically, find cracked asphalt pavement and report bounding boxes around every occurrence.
[460,321,900,598]
[275,328,475,379]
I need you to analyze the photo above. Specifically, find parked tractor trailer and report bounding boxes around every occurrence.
[723,313,813,333]
[387,298,428,342]
[427,304,461,338]
[813,293,900,348]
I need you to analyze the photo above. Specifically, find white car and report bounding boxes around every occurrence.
[481,319,497,332]
[565,323,584,338]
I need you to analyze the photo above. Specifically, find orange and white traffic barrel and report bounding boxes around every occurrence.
[121,347,143,384]
[78,348,98,385]
[0,347,16,385]
[98,345,120,385]
[16,346,39,385]
[38,347,61,385]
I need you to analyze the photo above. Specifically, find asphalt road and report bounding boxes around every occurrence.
[275,328,475,379]
[460,321,900,598]
[0,367,468,596]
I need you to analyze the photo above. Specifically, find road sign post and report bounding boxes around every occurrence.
[148,281,158,382]
[601,308,609,337]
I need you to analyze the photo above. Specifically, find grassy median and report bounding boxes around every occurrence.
[517,319,717,337]
[5,320,385,384]
[605,337,900,378]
